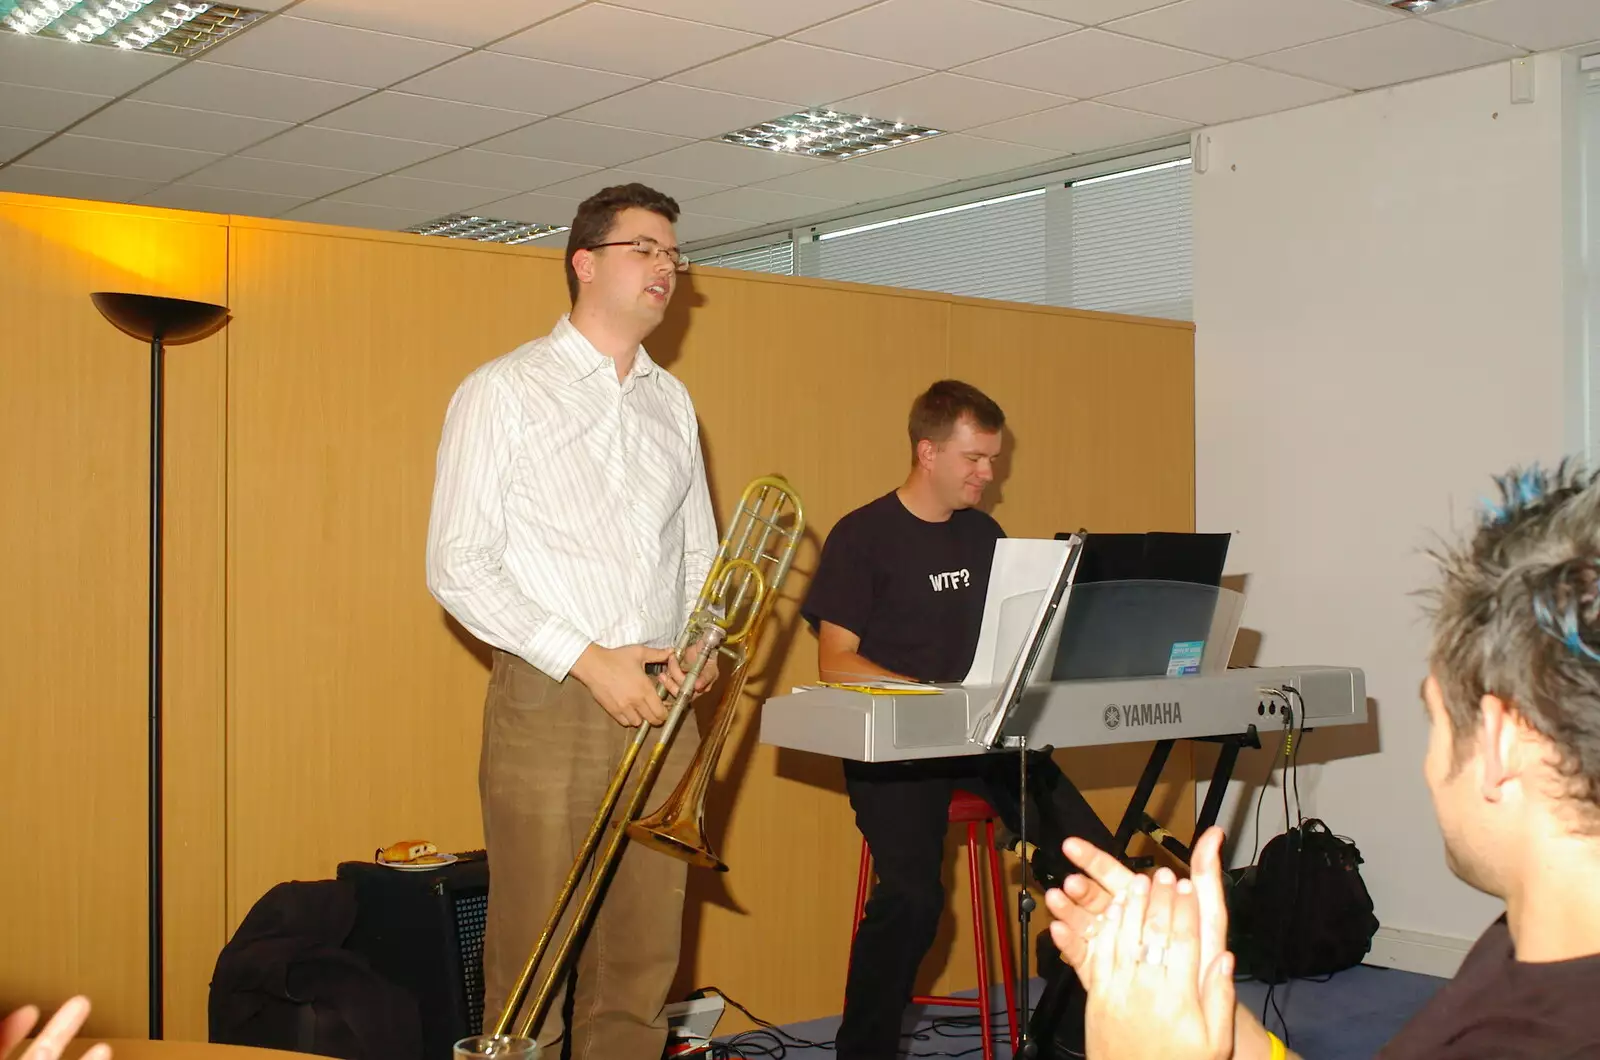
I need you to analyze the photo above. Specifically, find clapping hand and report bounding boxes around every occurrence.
[1079,865,1236,1060]
[1,996,111,1060]
[1044,826,1231,994]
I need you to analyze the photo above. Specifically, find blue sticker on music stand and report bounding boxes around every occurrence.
[1166,640,1204,676]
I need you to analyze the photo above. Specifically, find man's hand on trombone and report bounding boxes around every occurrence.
[571,640,720,728]
[572,643,673,727]
[664,641,719,701]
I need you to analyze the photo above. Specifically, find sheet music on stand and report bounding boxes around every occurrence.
[967,536,1084,749]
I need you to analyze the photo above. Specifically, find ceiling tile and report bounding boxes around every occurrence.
[0,32,179,95]
[1431,0,1600,52]
[1101,63,1347,124]
[0,125,50,161]
[137,184,310,218]
[536,168,732,203]
[848,131,1059,178]
[328,175,510,212]
[180,155,371,197]
[1252,18,1522,91]
[833,73,1071,131]
[469,190,582,225]
[0,165,162,202]
[628,141,827,185]
[491,4,765,79]
[974,100,1191,152]
[565,83,791,139]
[1108,0,1398,60]
[131,63,369,123]
[753,162,947,202]
[16,134,218,181]
[679,186,840,222]
[201,16,468,88]
[72,100,290,154]
[957,29,1220,97]
[0,81,111,132]
[282,199,445,230]
[290,0,578,47]
[477,119,693,168]
[671,41,927,105]
[987,0,1181,24]
[795,0,1076,68]
[396,52,644,114]
[313,92,536,146]
[606,0,875,35]
[396,149,597,191]
[242,126,452,172]
[675,213,755,242]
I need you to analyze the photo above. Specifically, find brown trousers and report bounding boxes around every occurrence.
[479,649,698,1059]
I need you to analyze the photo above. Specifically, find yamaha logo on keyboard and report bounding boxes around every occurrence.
[1105,701,1183,728]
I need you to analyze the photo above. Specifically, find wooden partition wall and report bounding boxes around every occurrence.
[1,189,1196,1041]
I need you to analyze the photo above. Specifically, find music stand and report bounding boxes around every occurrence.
[90,292,230,1039]
[973,534,1085,750]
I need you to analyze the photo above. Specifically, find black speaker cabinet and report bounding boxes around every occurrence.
[337,853,490,1060]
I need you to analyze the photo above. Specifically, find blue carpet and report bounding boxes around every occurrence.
[712,964,1447,1059]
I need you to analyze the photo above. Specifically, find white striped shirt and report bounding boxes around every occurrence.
[425,315,718,681]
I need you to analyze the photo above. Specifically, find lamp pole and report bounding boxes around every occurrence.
[90,293,230,1040]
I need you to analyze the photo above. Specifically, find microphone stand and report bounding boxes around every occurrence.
[1016,737,1038,1058]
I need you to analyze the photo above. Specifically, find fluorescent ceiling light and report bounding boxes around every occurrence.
[403,215,570,245]
[720,109,941,160]
[1,1,265,55]
[819,188,1045,242]
[1069,157,1191,188]
[1353,0,1476,11]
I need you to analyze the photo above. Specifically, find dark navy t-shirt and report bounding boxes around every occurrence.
[801,491,1004,684]
[1379,916,1600,1059]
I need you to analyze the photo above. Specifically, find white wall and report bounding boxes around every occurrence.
[1585,68,1600,464]
[1193,52,1583,955]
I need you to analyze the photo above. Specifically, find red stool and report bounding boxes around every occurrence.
[848,789,1020,1060]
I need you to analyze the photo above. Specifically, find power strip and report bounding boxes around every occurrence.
[664,995,727,1048]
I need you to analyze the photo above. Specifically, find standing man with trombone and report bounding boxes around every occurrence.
[426,183,719,1060]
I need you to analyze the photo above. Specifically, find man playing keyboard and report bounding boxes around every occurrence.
[802,379,1110,1060]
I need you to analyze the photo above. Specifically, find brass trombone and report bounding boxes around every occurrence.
[489,474,806,1043]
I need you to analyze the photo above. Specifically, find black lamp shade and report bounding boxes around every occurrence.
[91,292,229,345]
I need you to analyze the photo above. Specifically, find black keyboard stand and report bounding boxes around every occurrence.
[1111,725,1261,868]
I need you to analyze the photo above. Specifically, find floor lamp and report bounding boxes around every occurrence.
[90,292,230,1040]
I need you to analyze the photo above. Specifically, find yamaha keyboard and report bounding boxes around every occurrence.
[759,665,1367,870]
[759,665,1367,763]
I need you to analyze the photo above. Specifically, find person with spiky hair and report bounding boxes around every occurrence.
[1041,461,1600,1060]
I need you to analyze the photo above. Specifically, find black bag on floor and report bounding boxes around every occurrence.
[1230,818,1379,985]
[209,878,423,1060]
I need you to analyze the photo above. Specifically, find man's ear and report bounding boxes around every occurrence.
[915,437,937,469]
[1477,693,1523,800]
[571,248,596,288]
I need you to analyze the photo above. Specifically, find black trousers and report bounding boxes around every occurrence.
[836,753,1110,1060]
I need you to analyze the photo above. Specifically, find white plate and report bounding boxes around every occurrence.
[377,852,459,871]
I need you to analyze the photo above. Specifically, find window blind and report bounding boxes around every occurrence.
[691,157,1194,321]
[1055,161,1192,321]
[691,240,795,275]
[799,189,1048,305]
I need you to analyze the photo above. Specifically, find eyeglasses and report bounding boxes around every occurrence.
[583,237,689,273]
